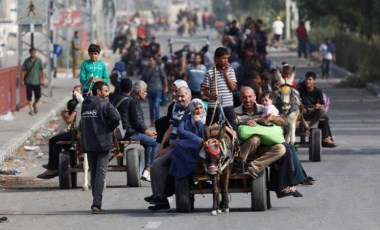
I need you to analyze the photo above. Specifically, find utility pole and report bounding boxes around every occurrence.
[285,0,291,40]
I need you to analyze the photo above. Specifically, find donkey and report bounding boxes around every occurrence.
[203,124,238,216]
[275,67,308,144]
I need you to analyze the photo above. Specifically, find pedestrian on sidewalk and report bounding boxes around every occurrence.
[79,44,109,96]
[80,81,121,214]
[21,47,45,116]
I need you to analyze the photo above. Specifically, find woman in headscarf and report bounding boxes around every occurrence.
[169,98,207,179]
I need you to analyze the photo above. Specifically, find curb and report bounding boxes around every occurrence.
[366,83,380,97]
[0,96,70,163]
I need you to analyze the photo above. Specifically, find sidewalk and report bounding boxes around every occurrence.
[0,53,120,163]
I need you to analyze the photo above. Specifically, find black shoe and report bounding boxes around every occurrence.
[302,176,316,185]
[277,189,303,198]
[144,195,154,203]
[0,216,8,223]
[148,203,170,211]
[91,204,106,214]
[149,196,169,205]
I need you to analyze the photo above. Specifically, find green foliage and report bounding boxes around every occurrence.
[298,0,380,40]
[223,0,285,25]
[336,75,366,88]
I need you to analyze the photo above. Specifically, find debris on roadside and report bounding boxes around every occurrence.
[0,169,21,175]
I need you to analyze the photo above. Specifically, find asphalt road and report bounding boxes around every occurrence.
[1,28,380,230]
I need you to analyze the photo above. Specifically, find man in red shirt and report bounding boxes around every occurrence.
[295,21,308,58]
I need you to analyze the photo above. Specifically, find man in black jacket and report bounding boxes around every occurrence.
[113,79,158,182]
[81,81,121,214]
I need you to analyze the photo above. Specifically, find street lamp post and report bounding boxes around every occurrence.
[285,0,291,40]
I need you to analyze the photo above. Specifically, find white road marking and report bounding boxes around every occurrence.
[144,221,162,229]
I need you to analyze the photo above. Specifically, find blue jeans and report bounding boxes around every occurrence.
[147,91,162,122]
[130,132,158,168]
[322,59,332,78]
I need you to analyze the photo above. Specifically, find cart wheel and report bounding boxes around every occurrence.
[265,168,272,209]
[251,170,268,211]
[175,177,193,213]
[309,128,322,162]
[126,147,142,187]
[69,150,77,189]
[59,151,72,189]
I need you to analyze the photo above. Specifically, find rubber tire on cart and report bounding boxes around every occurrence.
[309,128,322,162]
[251,170,268,211]
[59,150,76,189]
[265,168,272,210]
[175,177,194,213]
[126,147,144,187]
[70,150,77,188]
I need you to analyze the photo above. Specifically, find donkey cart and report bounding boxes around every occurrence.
[294,124,322,162]
[175,163,271,213]
[57,139,145,189]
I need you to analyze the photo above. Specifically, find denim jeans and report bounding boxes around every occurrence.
[322,59,332,78]
[147,91,162,122]
[130,132,158,168]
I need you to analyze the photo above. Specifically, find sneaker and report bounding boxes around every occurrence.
[141,170,151,182]
[91,205,106,214]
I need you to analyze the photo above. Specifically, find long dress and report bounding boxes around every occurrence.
[169,114,204,179]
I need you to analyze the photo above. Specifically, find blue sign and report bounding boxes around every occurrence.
[53,44,63,58]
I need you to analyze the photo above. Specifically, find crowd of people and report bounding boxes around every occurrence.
[28,14,339,214]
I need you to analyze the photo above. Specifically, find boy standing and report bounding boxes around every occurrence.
[79,44,109,96]
[202,47,237,130]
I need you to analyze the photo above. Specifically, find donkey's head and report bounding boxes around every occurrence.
[203,124,231,175]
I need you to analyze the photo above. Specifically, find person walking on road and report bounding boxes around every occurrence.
[21,47,45,116]
[319,38,336,79]
[141,56,168,127]
[80,81,121,214]
[272,16,284,49]
[79,44,109,96]
[183,53,207,99]
[71,31,81,78]
[295,21,308,58]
